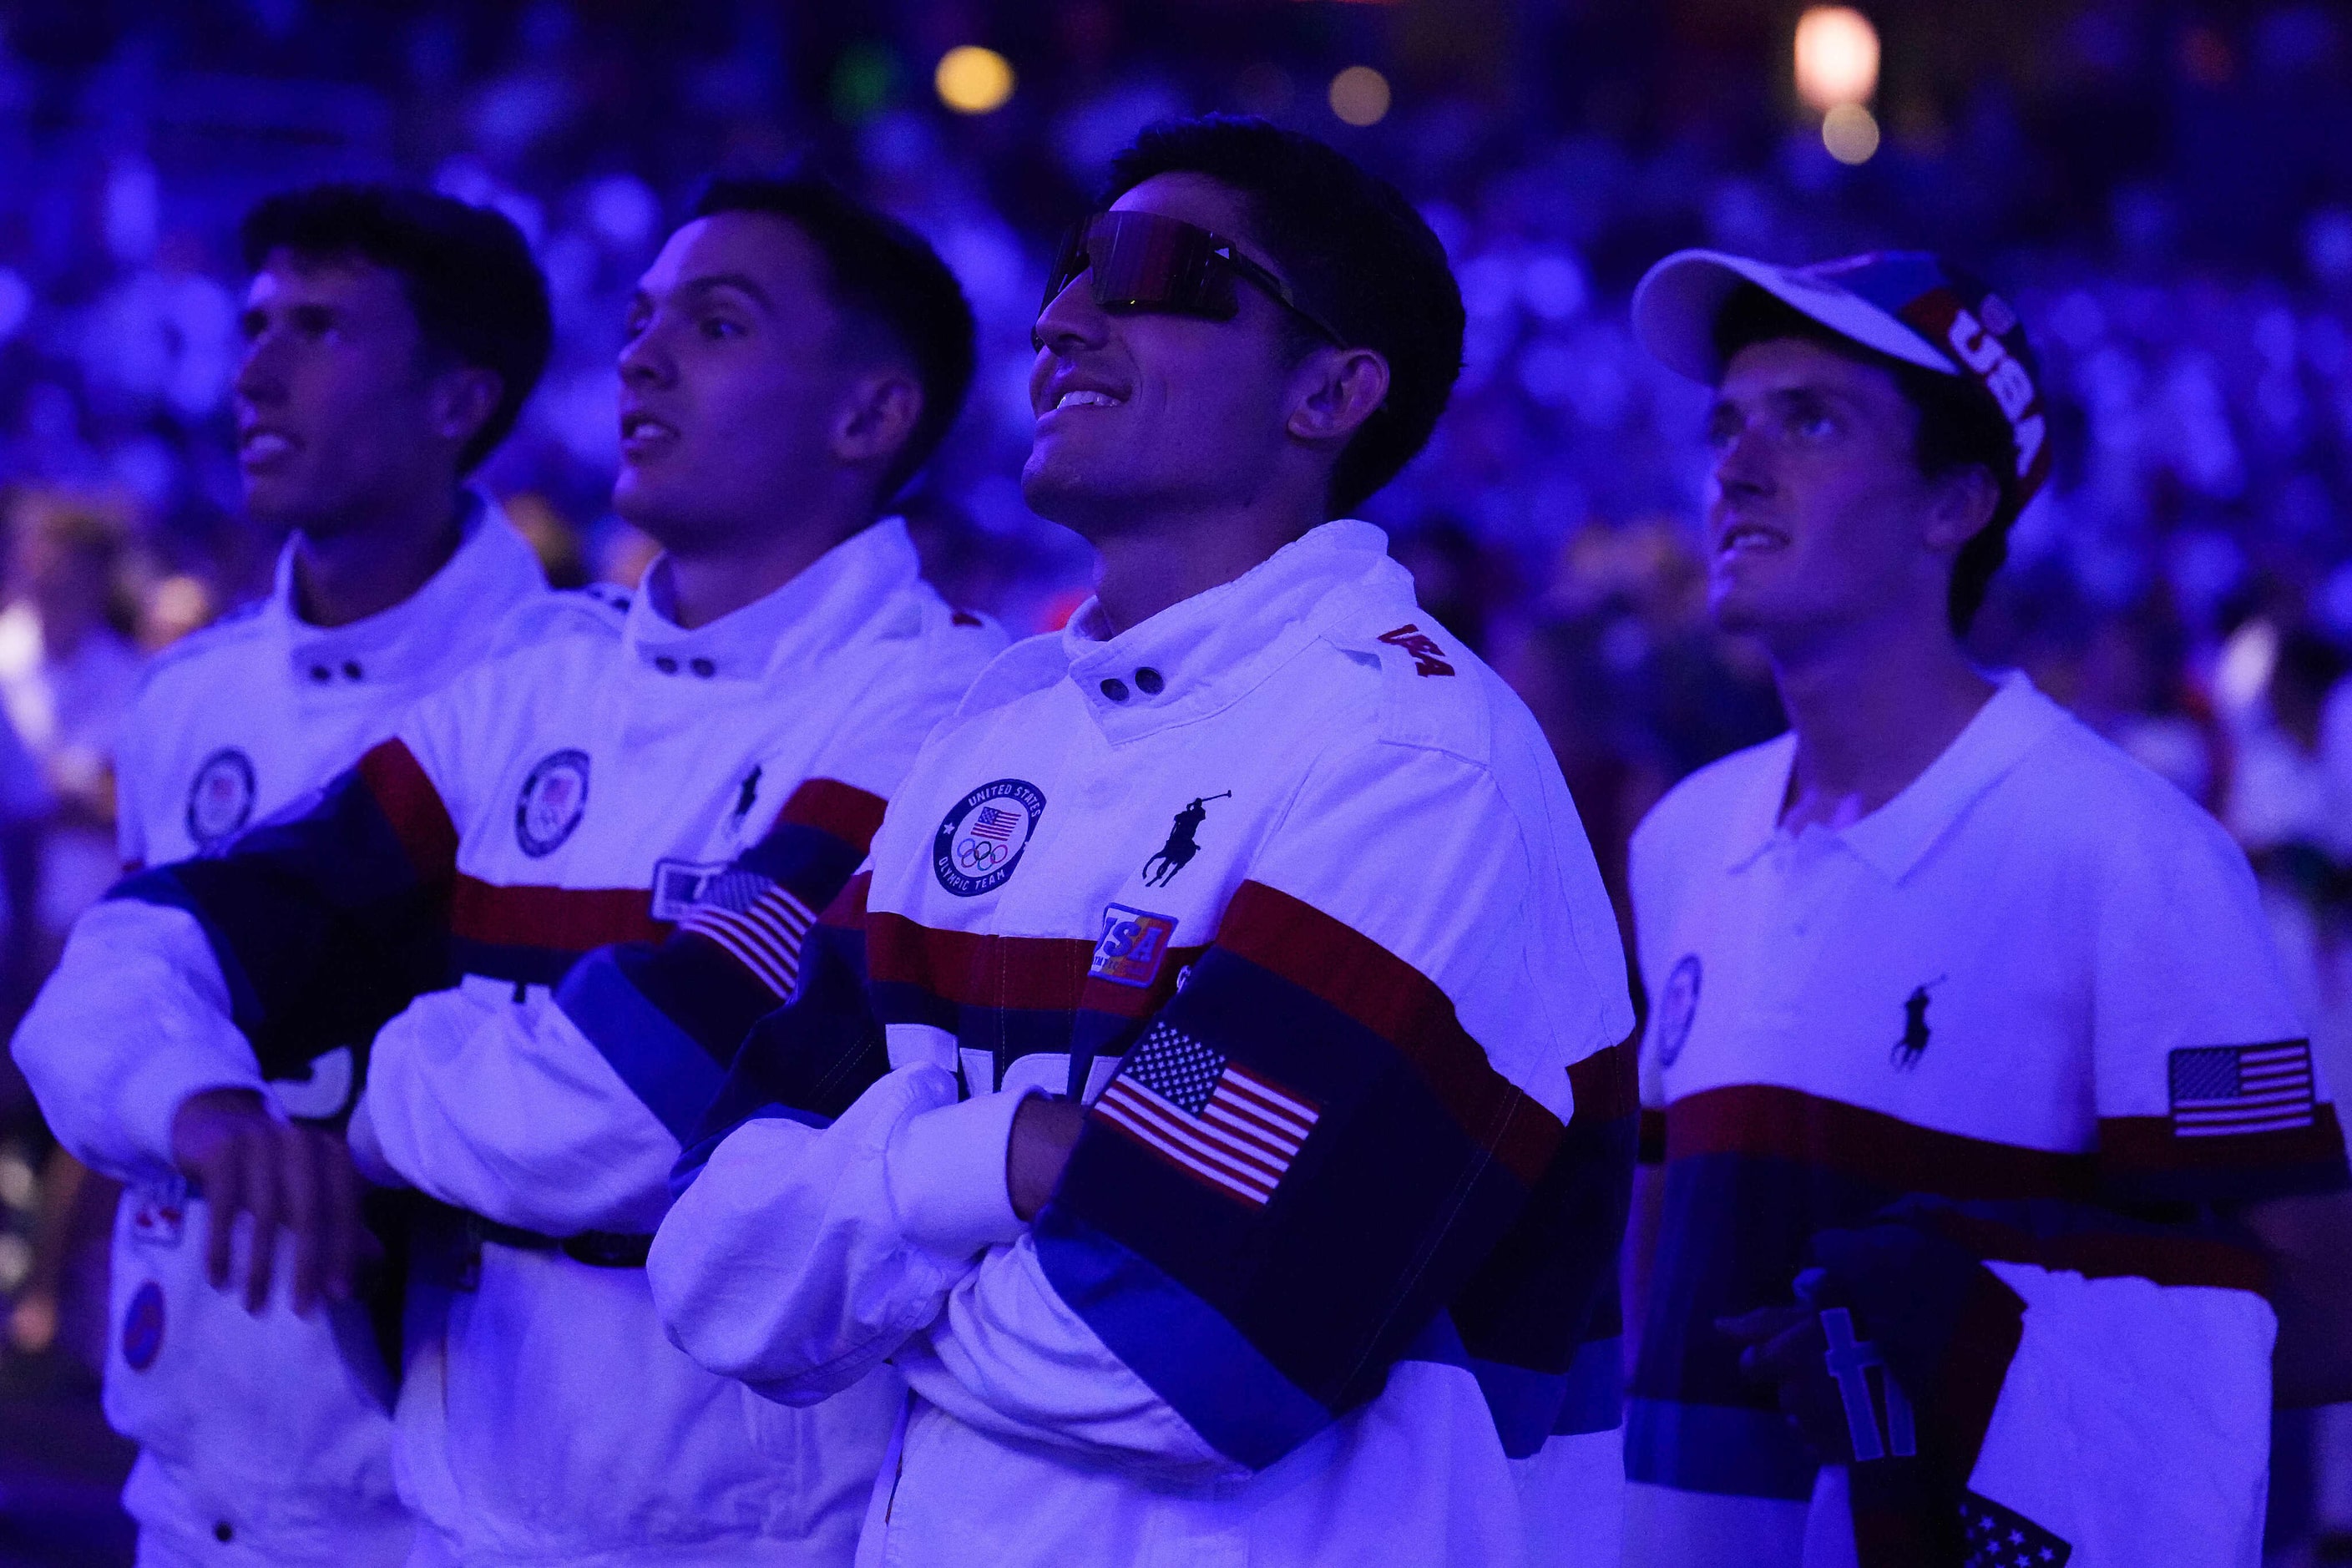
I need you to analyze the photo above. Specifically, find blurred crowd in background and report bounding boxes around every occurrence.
[5,0,2352,1554]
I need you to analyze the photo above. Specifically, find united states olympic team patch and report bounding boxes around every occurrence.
[933,779,1045,897]
[185,746,256,849]
[515,749,591,857]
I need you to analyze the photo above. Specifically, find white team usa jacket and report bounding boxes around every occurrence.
[18,518,1003,1567]
[15,496,544,1566]
[649,520,1640,1567]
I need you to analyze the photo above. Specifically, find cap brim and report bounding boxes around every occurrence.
[1631,250,1960,384]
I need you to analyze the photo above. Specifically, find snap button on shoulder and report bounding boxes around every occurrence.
[1134,667,1164,695]
[308,665,331,683]
[690,657,716,678]
[214,1521,234,1543]
[341,660,362,680]
[655,655,678,675]
[1099,677,1130,702]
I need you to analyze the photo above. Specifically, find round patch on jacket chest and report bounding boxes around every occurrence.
[933,779,1045,897]
[185,747,256,849]
[122,1280,165,1371]
[515,749,591,857]
[1654,953,1702,1069]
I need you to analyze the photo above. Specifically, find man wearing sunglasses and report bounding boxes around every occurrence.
[649,117,1637,1565]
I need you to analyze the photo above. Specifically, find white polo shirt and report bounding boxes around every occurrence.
[1623,671,2346,1566]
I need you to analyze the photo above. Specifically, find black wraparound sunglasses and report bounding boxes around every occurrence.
[1035,209,1347,350]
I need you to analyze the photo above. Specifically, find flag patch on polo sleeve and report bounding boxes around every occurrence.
[2167,1040,2316,1138]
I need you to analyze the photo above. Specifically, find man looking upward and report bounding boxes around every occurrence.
[650,118,1639,1567]
[14,183,550,1568]
[1621,250,2352,1565]
[18,175,1001,1565]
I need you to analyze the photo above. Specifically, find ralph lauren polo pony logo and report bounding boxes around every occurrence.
[1142,792,1230,888]
[1892,978,1945,1070]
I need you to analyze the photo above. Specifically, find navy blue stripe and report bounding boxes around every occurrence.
[448,937,578,989]
[555,951,728,1144]
[1033,1206,1333,1473]
[739,822,864,913]
[675,922,886,1184]
[1552,1335,1624,1436]
[1398,1316,1624,1455]
[109,766,446,1076]
[1048,949,1531,1430]
[1623,1398,1818,1500]
[610,935,776,1063]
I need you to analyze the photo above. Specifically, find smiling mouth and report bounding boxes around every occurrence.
[1045,389,1125,414]
[1717,524,1787,556]
[620,413,679,447]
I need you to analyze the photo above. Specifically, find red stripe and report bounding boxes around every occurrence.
[2102,1104,2347,1174]
[818,872,872,933]
[450,876,663,953]
[357,740,458,885]
[1663,1084,2098,1201]
[776,777,888,852]
[1567,1036,1640,1125]
[1215,881,1562,1185]
[867,913,1205,1022]
[1926,1211,2270,1295]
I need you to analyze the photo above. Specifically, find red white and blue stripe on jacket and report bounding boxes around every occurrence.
[677,871,1637,1473]
[109,738,888,1144]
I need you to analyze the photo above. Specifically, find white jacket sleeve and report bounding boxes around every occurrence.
[11,899,261,1181]
[353,979,698,1234]
[648,1063,1029,1403]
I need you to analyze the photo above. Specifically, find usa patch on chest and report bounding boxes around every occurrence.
[1090,904,1176,988]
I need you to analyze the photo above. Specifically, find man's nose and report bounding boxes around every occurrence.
[1032,275,1110,356]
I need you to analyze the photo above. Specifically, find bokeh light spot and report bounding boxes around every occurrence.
[1795,7,1879,112]
[1328,65,1391,127]
[936,46,1015,115]
[1822,103,1880,164]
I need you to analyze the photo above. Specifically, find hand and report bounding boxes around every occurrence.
[169,1088,365,1315]
[1717,1303,1852,1463]
[1006,1094,1085,1222]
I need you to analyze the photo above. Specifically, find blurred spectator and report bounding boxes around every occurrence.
[0,493,140,954]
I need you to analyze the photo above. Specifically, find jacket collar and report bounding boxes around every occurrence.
[623,516,923,684]
[1726,670,2071,882]
[278,491,545,690]
[1016,519,1404,742]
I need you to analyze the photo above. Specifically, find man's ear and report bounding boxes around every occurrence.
[832,367,925,473]
[1286,346,1389,452]
[1922,463,2000,555]
[429,367,504,457]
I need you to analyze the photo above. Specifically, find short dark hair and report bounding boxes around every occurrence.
[1105,116,1465,518]
[693,175,976,502]
[240,184,552,474]
[1712,284,2021,636]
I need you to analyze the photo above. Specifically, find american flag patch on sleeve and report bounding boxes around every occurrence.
[2167,1040,2317,1138]
[677,870,817,1000]
[1094,1021,1319,1206]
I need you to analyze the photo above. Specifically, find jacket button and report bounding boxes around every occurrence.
[655,656,678,675]
[1099,678,1129,702]
[1134,667,1164,695]
[690,657,716,678]
[214,1522,234,1543]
